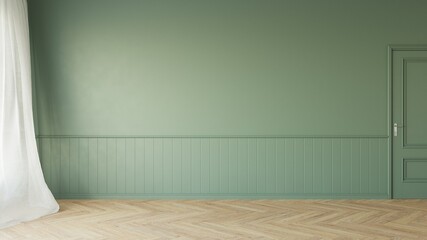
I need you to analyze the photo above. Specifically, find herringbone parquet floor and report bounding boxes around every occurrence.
[1,200,427,239]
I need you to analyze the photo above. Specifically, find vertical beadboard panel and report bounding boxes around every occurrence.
[69,138,79,194]
[238,139,248,193]
[332,139,341,193]
[38,137,390,198]
[116,139,126,194]
[153,139,163,193]
[219,138,229,193]
[60,138,70,194]
[97,138,108,193]
[229,139,238,193]
[379,139,388,194]
[266,139,276,193]
[294,139,304,193]
[162,138,173,193]
[284,139,294,193]
[191,139,201,193]
[304,139,313,194]
[79,139,89,194]
[88,139,98,194]
[350,139,361,194]
[51,139,60,194]
[173,138,183,193]
[275,139,285,193]
[360,139,370,193]
[313,139,322,193]
[341,139,352,193]
[134,138,145,193]
[256,138,266,193]
[210,139,220,193]
[200,139,210,193]
[369,139,380,194]
[107,139,117,193]
[248,139,257,193]
[181,139,191,193]
[144,138,154,193]
[125,138,135,194]
[322,139,332,193]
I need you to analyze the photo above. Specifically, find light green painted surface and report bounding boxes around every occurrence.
[28,0,427,199]
[37,137,389,199]
[392,50,427,198]
[29,0,427,136]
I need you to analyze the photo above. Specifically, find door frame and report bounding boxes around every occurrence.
[388,45,427,199]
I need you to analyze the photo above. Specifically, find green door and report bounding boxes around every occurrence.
[392,48,427,198]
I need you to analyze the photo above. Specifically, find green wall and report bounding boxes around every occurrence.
[29,0,427,198]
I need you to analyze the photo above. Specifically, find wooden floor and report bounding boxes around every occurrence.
[1,200,427,239]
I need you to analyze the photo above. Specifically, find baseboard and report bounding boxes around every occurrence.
[54,193,390,200]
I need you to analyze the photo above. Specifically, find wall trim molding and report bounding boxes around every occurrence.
[54,193,389,200]
[388,44,427,51]
[36,135,390,139]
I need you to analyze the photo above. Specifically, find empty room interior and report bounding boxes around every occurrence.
[1,0,427,239]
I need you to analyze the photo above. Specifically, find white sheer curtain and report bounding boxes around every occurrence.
[0,0,59,229]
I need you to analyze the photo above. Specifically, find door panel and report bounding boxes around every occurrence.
[393,50,427,198]
[404,159,427,181]
[404,59,427,146]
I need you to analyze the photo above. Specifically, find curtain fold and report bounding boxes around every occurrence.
[0,0,59,229]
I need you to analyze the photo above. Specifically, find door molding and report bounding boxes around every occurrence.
[388,45,427,199]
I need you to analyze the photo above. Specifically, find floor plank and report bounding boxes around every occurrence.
[1,200,427,239]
